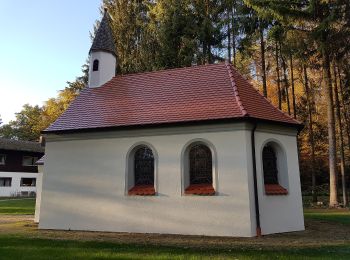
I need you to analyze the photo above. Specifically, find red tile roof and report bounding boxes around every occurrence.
[128,185,155,196]
[264,184,288,195]
[185,184,216,195]
[44,63,300,133]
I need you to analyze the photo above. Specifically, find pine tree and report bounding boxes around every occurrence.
[244,0,345,208]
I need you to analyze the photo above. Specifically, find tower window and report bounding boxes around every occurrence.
[93,59,99,71]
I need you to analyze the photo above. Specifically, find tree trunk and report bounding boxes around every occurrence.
[275,42,282,110]
[333,64,347,206]
[304,65,317,203]
[231,5,236,67]
[322,49,338,207]
[281,54,291,115]
[227,8,231,62]
[338,68,350,153]
[260,25,267,97]
[290,55,297,118]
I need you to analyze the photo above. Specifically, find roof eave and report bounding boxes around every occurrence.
[42,117,302,136]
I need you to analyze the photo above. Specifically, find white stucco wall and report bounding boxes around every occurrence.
[34,166,43,223]
[39,122,304,237]
[88,51,116,88]
[252,126,305,235]
[0,172,37,197]
[39,123,255,237]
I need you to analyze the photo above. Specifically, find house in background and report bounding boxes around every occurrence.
[37,11,304,237]
[0,138,44,197]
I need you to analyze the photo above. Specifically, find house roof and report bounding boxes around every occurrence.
[89,11,116,56]
[36,155,45,165]
[0,138,45,153]
[44,63,300,133]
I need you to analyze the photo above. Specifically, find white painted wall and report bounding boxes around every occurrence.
[88,51,116,88]
[34,166,43,223]
[252,125,305,235]
[39,122,304,237]
[39,123,255,237]
[0,172,37,197]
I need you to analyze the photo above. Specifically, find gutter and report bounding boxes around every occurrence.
[251,123,262,237]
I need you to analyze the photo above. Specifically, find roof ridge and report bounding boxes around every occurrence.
[225,62,248,117]
[227,64,300,124]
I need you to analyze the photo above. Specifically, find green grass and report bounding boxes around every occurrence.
[304,209,350,225]
[0,236,348,260]
[0,198,35,215]
[0,199,349,259]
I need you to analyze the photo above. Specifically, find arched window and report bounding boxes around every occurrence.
[134,146,154,186]
[184,143,215,195]
[262,143,288,195]
[262,145,278,185]
[93,59,99,71]
[189,144,212,185]
[128,145,155,196]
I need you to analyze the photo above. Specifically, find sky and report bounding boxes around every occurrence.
[0,0,101,124]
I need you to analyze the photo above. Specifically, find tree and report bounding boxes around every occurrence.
[149,0,197,68]
[0,104,44,141]
[333,64,347,206]
[191,0,226,64]
[239,2,270,97]
[244,0,345,207]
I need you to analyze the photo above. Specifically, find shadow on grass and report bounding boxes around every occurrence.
[0,235,349,260]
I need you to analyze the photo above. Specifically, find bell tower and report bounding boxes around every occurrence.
[88,10,116,88]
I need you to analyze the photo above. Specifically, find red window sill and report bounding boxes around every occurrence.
[128,185,155,196]
[265,184,288,195]
[184,184,215,196]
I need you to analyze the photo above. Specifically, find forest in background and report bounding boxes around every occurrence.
[0,0,349,207]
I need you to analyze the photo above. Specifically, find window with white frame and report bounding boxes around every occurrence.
[20,178,36,187]
[0,178,11,187]
[0,154,6,165]
[22,156,38,166]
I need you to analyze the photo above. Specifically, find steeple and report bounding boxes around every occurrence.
[89,10,116,57]
[88,10,117,88]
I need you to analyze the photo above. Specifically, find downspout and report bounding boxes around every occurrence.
[251,122,262,237]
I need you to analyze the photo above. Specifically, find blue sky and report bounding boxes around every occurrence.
[0,0,101,123]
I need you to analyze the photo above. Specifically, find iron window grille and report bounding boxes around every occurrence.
[189,144,212,185]
[134,146,154,186]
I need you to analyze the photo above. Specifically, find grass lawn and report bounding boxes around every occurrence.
[0,198,35,215]
[0,235,349,260]
[0,199,349,259]
[304,208,350,225]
